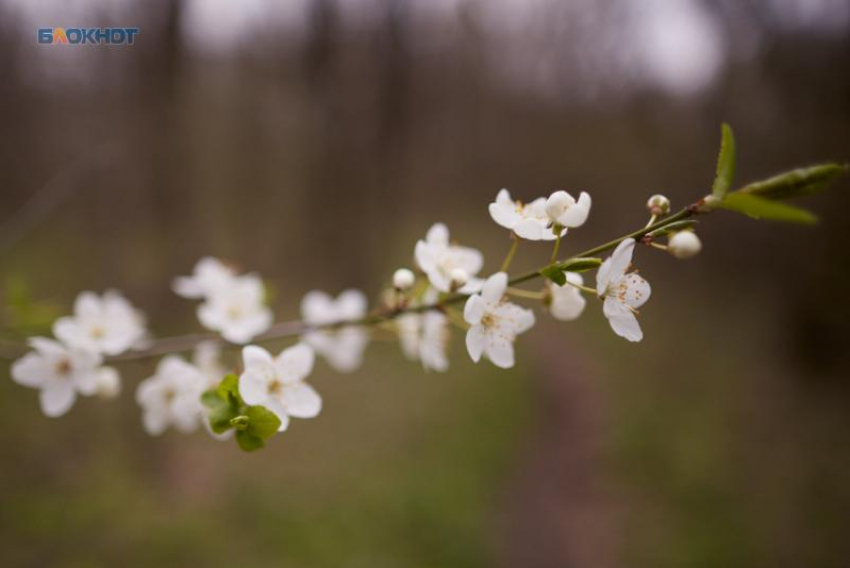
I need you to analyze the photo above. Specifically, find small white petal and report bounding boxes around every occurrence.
[603,298,643,342]
[484,335,515,369]
[513,218,545,240]
[238,371,269,406]
[465,325,486,363]
[11,352,51,388]
[276,343,315,384]
[481,272,508,305]
[242,345,274,371]
[426,223,449,246]
[623,273,651,309]
[39,380,76,417]
[463,295,485,325]
[281,382,322,419]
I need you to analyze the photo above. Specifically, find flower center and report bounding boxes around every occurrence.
[227,306,242,320]
[481,313,497,328]
[55,358,72,378]
[268,379,283,396]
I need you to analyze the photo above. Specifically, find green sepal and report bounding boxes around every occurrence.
[646,220,699,238]
[217,374,242,404]
[539,264,566,286]
[717,193,818,224]
[236,430,265,452]
[739,163,848,200]
[712,123,736,200]
[560,257,603,272]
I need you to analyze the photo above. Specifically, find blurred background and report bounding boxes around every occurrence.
[1,0,849,566]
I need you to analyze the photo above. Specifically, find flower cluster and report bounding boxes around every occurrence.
[174,257,273,344]
[12,291,145,416]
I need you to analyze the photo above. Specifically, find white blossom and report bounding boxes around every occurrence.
[596,238,651,342]
[172,256,236,299]
[93,366,121,399]
[238,344,321,432]
[53,290,146,356]
[197,274,273,344]
[397,290,449,372]
[414,223,484,293]
[463,272,535,369]
[11,338,102,417]
[135,356,207,435]
[301,290,370,372]
[545,190,592,229]
[488,188,565,241]
[549,272,587,321]
[668,230,702,259]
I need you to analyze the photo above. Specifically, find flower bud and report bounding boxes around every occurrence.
[667,231,702,259]
[95,367,121,399]
[545,190,573,223]
[392,268,415,290]
[449,268,469,291]
[647,194,670,216]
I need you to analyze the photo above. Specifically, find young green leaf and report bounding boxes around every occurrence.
[712,123,736,200]
[245,405,282,439]
[560,257,603,272]
[739,163,848,200]
[717,193,817,224]
[236,430,265,452]
[539,264,567,286]
[217,374,242,405]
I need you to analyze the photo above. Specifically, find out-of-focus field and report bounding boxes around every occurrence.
[1,2,849,566]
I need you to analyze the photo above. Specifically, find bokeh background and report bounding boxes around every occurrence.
[1,1,849,566]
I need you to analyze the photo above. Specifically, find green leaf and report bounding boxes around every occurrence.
[646,220,699,238]
[712,123,736,200]
[236,430,265,452]
[559,257,602,272]
[739,163,848,200]
[539,264,566,286]
[245,405,282,439]
[217,374,242,405]
[717,193,818,224]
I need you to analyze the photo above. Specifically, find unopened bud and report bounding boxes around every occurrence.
[392,268,415,290]
[95,367,121,399]
[647,194,670,216]
[668,231,702,259]
[449,268,469,291]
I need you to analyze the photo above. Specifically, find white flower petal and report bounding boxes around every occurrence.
[608,239,636,281]
[39,380,76,417]
[603,297,643,342]
[238,371,269,406]
[301,291,333,324]
[276,343,315,384]
[282,382,322,419]
[142,408,170,436]
[513,218,545,240]
[465,325,486,363]
[242,345,273,371]
[623,273,651,309]
[11,352,51,388]
[484,335,515,369]
[463,295,485,325]
[481,272,508,305]
[489,202,521,230]
[426,223,449,246]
